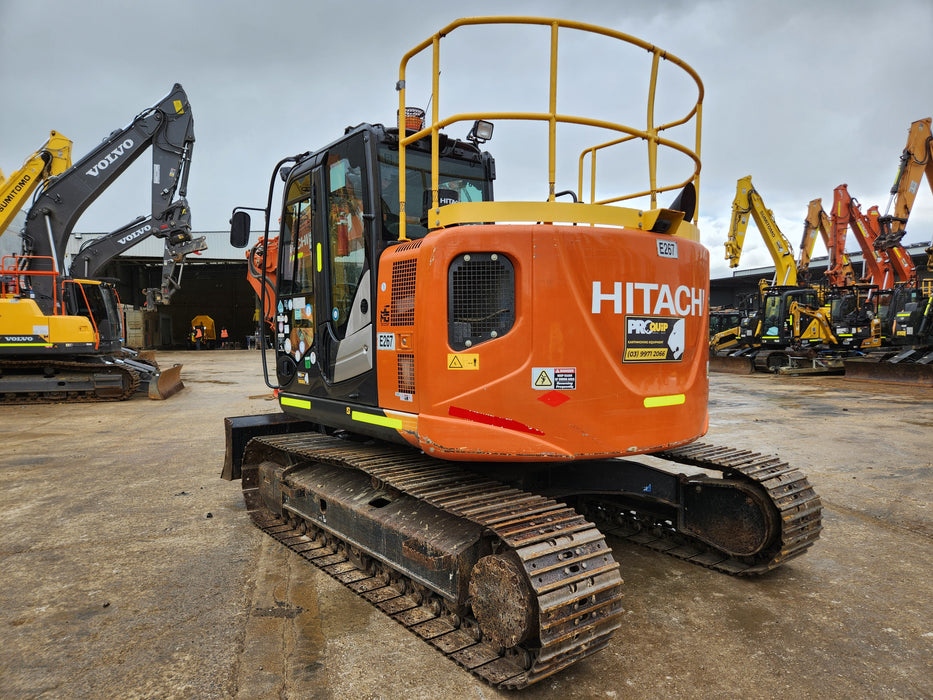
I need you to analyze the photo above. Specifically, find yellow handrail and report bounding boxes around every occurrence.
[396,17,704,239]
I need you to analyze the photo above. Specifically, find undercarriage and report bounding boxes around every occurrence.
[224,425,822,688]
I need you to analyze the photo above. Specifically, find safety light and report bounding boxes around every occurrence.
[467,120,494,144]
[400,107,425,132]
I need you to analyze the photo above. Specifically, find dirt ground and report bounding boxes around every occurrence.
[1,350,930,699]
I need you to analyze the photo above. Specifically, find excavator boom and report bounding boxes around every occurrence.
[0,131,72,236]
[877,117,933,251]
[803,197,856,286]
[726,175,798,286]
[22,83,196,312]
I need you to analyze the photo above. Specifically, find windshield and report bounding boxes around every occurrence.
[378,146,488,239]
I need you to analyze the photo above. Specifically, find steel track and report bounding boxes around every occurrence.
[239,434,822,687]
[243,432,624,689]
[0,358,140,404]
[590,442,823,575]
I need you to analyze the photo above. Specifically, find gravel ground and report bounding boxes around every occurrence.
[1,350,930,699]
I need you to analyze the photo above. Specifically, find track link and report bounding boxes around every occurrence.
[592,442,823,575]
[0,358,140,404]
[242,432,624,689]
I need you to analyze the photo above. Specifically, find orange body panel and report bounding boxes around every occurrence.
[375,224,709,461]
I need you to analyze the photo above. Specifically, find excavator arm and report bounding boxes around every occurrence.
[876,118,933,251]
[68,199,206,305]
[832,184,895,290]
[726,175,798,286]
[788,299,839,346]
[20,84,195,311]
[802,197,857,286]
[0,131,73,236]
[866,205,915,284]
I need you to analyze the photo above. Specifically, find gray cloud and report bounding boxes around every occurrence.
[2,0,930,278]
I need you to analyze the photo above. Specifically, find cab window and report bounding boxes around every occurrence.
[326,143,368,338]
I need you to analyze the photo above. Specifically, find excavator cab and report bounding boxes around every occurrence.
[760,286,820,347]
[826,286,876,348]
[61,279,124,353]
[264,125,494,410]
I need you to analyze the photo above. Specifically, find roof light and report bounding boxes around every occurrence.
[467,120,494,144]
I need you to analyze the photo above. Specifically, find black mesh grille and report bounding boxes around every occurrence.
[397,353,415,394]
[448,253,515,350]
[391,259,417,327]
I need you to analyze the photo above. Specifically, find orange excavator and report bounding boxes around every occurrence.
[221,18,822,688]
[875,117,933,255]
[800,197,857,286]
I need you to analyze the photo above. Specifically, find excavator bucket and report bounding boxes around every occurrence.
[709,352,756,374]
[147,363,185,399]
[843,354,933,387]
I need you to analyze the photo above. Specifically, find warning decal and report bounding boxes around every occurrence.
[623,316,686,363]
[448,353,479,370]
[532,367,576,390]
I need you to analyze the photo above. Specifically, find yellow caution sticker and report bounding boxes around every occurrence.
[448,353,479,370]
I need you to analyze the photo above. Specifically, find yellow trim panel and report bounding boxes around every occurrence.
[643,394,686,408]
[280,396,312,410]
[352,410,404,430]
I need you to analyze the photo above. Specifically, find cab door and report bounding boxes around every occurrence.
[314,136,375,399]
[275,135,376,405]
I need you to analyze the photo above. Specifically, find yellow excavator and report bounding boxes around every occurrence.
[1,85,196,402]
[713,176,803,373]
[1,131,73,237]
[725,175,799,286]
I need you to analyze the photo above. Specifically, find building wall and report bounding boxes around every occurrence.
[100,260,257,349]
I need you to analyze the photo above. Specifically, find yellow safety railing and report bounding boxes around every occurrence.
[395,17,704,239]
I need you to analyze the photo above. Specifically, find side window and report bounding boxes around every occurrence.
[278,173,316,360]
[327,145,368,338]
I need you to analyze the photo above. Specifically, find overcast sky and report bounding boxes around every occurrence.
[2,0,931,278]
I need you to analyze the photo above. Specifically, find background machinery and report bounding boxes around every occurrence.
[0,131,73,239]
[715,177,841,373]
[799,197,856,286]
[221,18,822,688]
[840,119,933,385]
[0,84,198,402]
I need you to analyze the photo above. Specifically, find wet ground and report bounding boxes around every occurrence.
[1,351,930,699]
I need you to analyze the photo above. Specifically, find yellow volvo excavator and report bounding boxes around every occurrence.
[0,85,197,403]
[222,18,822,688]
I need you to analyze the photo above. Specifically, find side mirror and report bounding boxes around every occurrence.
[230,210,251,248]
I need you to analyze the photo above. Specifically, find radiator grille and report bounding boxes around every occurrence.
[448,253,515,350]
[390,259,417,327]
[397,353,415,395]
